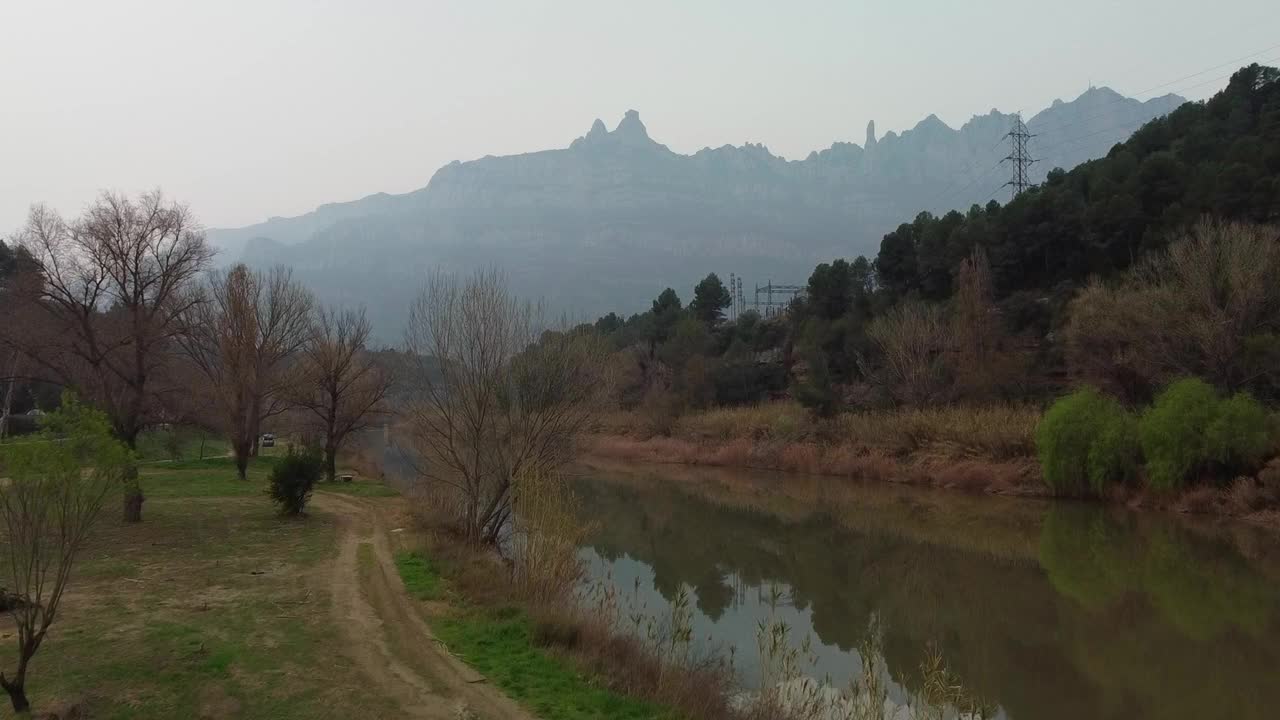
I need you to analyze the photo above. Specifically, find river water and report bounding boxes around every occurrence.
[569,461,1280,720]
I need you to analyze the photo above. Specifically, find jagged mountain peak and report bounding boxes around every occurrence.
[570,109,666,151]
[615,109,646,136]
[208,85,1190,327]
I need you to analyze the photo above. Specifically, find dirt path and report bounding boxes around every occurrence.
[313,492,534,720]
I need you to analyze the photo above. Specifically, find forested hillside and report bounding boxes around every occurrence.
[591,64,1280,414]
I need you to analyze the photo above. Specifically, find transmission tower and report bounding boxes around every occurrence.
[729,272,737,320]
[1002,113,1036,199]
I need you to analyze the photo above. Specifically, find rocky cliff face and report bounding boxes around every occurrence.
[209,88,1185,335]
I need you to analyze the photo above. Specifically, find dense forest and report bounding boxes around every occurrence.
[588,64,1280,417]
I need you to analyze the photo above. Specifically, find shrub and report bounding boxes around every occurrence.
[1037,388,1138,495]
[1139,379,1225,491]
[1205,392,1273,473]
[267,449,322,515]
[1088,411,1141,491]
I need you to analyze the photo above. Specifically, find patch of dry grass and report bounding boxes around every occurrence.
[583,402,1042,494]
[836,405,1039,461]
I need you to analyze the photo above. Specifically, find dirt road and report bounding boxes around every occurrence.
[313,493,533,720]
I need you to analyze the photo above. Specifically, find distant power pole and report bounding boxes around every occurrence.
[1002,113,1035,200]
[732,271,742,319]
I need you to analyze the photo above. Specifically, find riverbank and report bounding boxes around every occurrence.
[568,460,1280,720]
[3,454,703,719]
[584,403,1280,526]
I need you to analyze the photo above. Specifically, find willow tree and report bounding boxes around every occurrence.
[404,268,611,545]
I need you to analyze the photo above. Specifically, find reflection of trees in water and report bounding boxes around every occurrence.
[1039,506,1275,640]
[577,476,1280,720]
[1036,506,1280,719]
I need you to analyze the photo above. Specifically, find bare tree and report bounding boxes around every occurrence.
[293,307,391,482]
[949,246,1028,401]
[3,193,213,520]
[403,268,611,545]
[1065,220,1280,402]
[178,265,314,479]
[0,397,128,714]
[861,301,953,406]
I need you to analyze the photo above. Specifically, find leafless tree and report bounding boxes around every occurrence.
[403,268,611,545]
[1065,219,1280,402]
[861,301,953,406]
[949,246,1029,401]
[293,307,391,482]
[177,264,314,479]
[4,192,212,520]
[0,399,127,714]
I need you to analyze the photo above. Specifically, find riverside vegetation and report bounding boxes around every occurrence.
[581,65,1280,518]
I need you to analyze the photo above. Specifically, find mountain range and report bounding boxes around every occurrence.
[209,87,1185,336]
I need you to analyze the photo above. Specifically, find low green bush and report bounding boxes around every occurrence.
[1088,409,1141,491]
[266,449,322,516]
[1205,392,1273,473]
[1037,388,1139,495]
[1138,379,1276,492]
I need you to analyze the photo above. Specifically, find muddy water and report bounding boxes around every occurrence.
[570,462,1280,720]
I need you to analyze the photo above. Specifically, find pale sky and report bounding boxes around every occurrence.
[3,0,1277,233]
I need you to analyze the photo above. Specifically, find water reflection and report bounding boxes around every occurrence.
[572,466,1280,720]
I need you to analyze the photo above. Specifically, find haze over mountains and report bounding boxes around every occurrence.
[210,87,1184,335]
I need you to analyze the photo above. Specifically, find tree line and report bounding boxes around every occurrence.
[583,64,1280,421]
[0,192,393,521]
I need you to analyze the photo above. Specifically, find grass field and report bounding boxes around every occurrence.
[0,457,401,719]
[390,552,676,720]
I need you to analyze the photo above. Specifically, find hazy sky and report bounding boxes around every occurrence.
[3,0,1277,233]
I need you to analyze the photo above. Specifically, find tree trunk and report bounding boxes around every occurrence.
[233,437,251,480]
[122,489,145,523]
[324,444,337,483]
[0,351,17,441]
[122,464,144,523]
[2,659,30,714]
[1,679,29,714]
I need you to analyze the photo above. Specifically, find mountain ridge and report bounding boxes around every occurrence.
[207,87,1186,335]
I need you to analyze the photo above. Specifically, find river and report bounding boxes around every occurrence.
[569,460,1280,720]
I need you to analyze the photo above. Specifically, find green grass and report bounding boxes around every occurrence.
[2,466,400,719]
[134,427,229,462]
[138,456,277,498]
[433,609,674,720]
[136,456,399,500]
[391,552,673,720]
[394,551,443,600]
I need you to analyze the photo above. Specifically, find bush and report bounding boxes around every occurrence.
[1140,379,1227,492]
[267,449,322,515]
[1087,412,1141,492]
[1037,388,1139,495]
[1205,392,1273,473]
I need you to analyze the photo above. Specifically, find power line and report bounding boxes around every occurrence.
[1030,42,1280,137]
[926,51,1280,212]
[1034,53,1280,159]
[1002,114,1036,200]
